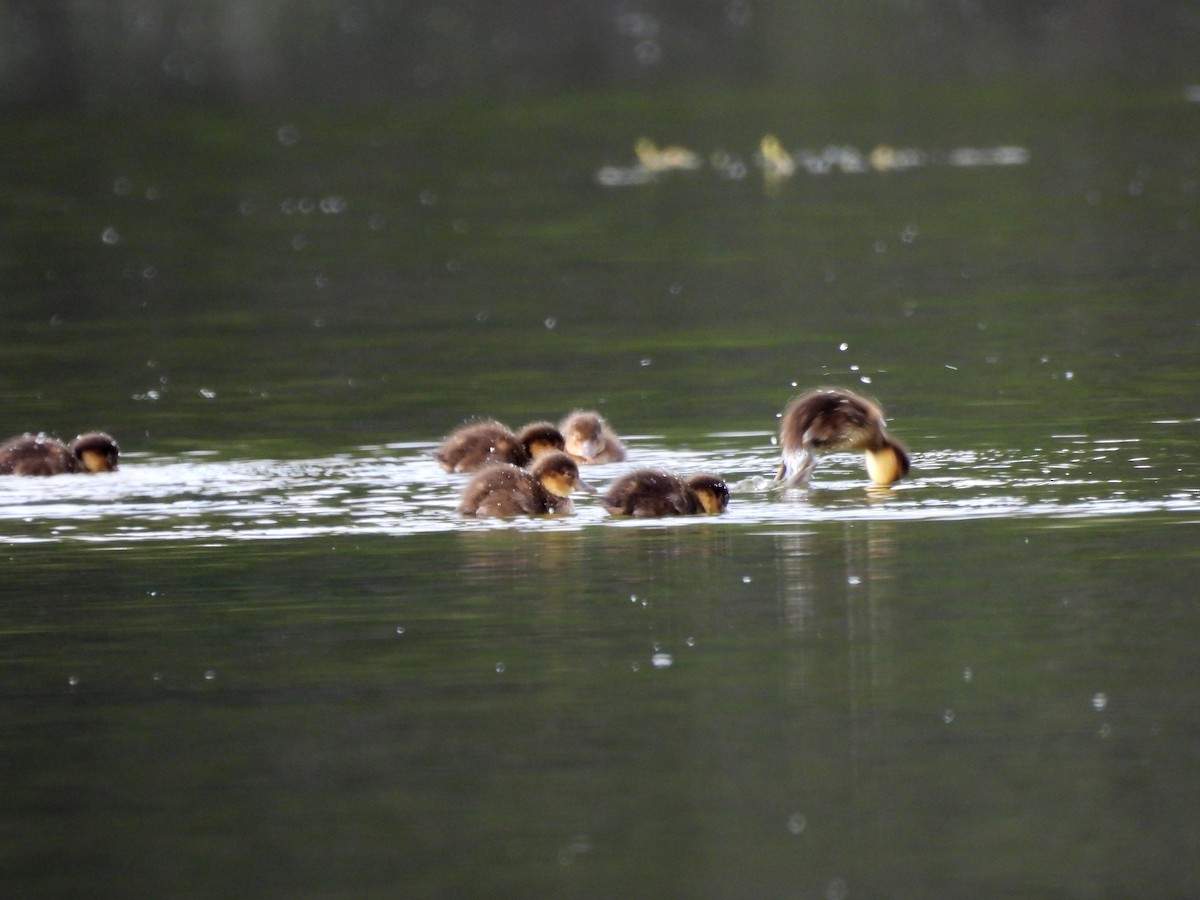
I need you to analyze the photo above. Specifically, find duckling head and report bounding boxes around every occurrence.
[864,439,910,487]
[517,422,566,461]
[687,474,730,514]
[531,451,596,498]
[72,432,120,473]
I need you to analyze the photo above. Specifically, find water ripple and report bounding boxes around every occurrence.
[0,436,1195,545]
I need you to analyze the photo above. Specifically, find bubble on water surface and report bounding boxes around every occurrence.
[942,709,955,724]
[494,662,505,674]
[787,812,807,834]
[544,317,557,330]
[395,626,405,635]
[651,652,673,668]
[204,670,216,681]
[101,227,120,245]
[1092,692,1108,711]
[276,123,300,145]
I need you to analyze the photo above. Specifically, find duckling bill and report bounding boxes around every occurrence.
[0,431,120,476]
[602,470,729,517]
[776,388,909,487]
[457,451,596,517]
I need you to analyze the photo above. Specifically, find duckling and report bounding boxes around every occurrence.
[436,420,565,473]
[759,134,796,178]
[0,431,120,476]
[559,410,626,464]
[457,451,596,517]
[602,469,729,517]
[776,388,909,487]
[635,137,702,173]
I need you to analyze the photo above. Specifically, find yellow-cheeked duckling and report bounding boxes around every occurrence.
[602,469,729,517]
[0,431,120,476]
[559,410,626,464]
[776,388,909,487]
[436,419,565,473]
[457,451,596,517]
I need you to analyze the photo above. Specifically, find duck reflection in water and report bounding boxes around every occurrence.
[436,419,565,473]
[457,452,596,517]
[776,388,909,488]
[559,410,626,464]
[602,470,729,517]
[0,431,120,476]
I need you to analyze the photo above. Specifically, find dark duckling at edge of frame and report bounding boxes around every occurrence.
[775,388,909,488]
[0,431,120,476]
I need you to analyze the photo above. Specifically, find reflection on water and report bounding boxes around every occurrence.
[598,137,1030,187]
[1,426,1196,545]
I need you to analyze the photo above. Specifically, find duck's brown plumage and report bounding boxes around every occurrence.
[436,420,565,473]
[457,451,595,517]
[559,410,626,464]
[0,431,120,476]
[602,469,729,517]
[776,388,909,487]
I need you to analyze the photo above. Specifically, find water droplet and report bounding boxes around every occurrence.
[787,812,807,834]
[741,575,752,584]
[204,670,216,681]
[544,317,557,330]
[1091,692,1108,711]
[67,675,79,687]
[640,358,652,366]
[847,575,862,586]
[651,652,673,668]
[395,626,405,635]
[630,594,638,603]
[942,709,955,724]
[963,666,973,682]
[495,662,505,674]
[685,636,696,647]
[113,177,133,196]
[199,388,216,399]
[839,342,849,351]
[859,376,872,384]
[101,227,120,245]
[419,188,438,206]
[276,123,300,146]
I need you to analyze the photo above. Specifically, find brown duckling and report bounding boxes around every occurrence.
[0,431,120,476]
[457,451,596,517]
[602,469,729,517]
[559,410,626,464]
[436,419,565,473]
[776,388,909,487]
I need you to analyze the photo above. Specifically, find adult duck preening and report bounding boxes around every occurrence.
[602,469,729,518]
[0,431,120,476]
[775,388,909,487]
[558,410,626,464]
[436,420,565,473]
[457,451,596,517]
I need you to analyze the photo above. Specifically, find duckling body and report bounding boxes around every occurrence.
[436,420,565,473]
[0,431,120,476]
[457,451,595,517]
[559,410,626,464]
[602,470,729,517]
[776,388,909,487]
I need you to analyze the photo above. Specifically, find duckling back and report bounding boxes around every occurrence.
[457,463,567,517]
[0,434,74,476]
[436,420,526,473]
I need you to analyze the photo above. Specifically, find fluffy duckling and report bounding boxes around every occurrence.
[436,420,565,473]
[776,388,909,487]
[602,469,729,517]
[559,410,626,464]
[759,134,796,178]
[0,431,120,476]
[635,137,702,173]
[457,451,596,517]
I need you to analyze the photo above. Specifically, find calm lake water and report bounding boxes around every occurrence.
[3,2,1200,897]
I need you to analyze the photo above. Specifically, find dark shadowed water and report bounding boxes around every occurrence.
[2,2,1200,897]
